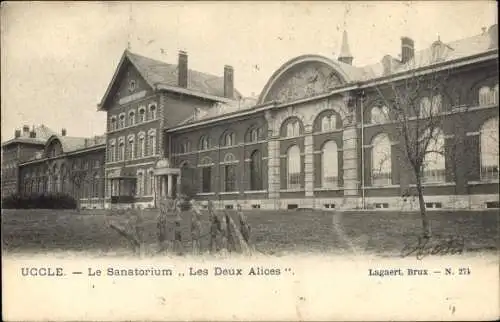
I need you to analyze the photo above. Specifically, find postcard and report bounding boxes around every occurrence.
[1,1,499,321]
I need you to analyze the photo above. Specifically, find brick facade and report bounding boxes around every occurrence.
[3,26,499,211]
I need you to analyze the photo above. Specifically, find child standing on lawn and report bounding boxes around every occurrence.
[190,199,202,255]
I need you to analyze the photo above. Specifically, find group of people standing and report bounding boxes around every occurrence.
[157,196,251,256]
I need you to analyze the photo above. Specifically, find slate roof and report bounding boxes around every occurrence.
[48,135,106,154]
[1,125,58,147]
[98,50,243,109]
[349,26,498,81]
[127,51,243,100]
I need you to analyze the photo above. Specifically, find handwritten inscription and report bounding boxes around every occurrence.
[401,235,465,260]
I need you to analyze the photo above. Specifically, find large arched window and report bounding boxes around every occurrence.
[419,95,441,117]
[480,117,499,181]
[223,153,237,192]
[250,150,263,191]
[321,115,336,132]
[222,132,236,147]
[371,134,392,186]
[479,86,492,106]
[286,120,301,137]
[322,141,338,188]
[199,136,210,151]
[371,106,390,124]
[287,145,301,189]
[421,128,446,183]
[479,84,499,106]
[248,127,262,143]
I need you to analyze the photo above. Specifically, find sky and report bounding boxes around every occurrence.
[1,1,497,140]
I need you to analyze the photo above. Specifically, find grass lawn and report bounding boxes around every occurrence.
[1,208,498,257]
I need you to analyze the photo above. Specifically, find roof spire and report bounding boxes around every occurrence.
[338,30,353,65]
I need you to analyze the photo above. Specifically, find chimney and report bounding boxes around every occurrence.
[22,125,30,137]
[14,130,21,138]
[224,65,234,99]
[178,50,188,88]
[61,128,67,136]
[488,24,498,49]
[401,37,415,64]
[338,30,354,65]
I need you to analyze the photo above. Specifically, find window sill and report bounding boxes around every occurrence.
[314,187,343,191]
[244,190,268,194]
[280,188,305,193]
[107,119,158,134]
[219,191,240,195]
[409,182,456,187]
[197,192,216,196]
[364,185,400,189]
[468,180,499,185]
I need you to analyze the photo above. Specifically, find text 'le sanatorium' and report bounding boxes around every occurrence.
[20,266,286,277]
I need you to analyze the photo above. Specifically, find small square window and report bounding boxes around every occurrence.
[225,205,234,209]
[287,204,298,210]
[251,204,261,209]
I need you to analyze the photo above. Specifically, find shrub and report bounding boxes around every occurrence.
[1,193,77,209]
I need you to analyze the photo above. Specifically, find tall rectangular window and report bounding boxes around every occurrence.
[224,165,236,192]
[202,167,211,193]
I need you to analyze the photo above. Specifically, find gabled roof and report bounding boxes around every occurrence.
[1,125,58,147]
[98,50,242,110]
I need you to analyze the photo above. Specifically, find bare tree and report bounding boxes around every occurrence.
[371,67,453,238]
